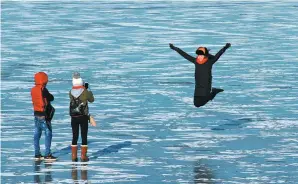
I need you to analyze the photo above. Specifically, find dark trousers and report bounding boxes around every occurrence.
[193,91,217,108]
[71,115,89,145]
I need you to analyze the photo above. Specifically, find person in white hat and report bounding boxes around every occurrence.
[69,72,94,162]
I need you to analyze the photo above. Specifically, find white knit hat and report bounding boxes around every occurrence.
[72,72,83,86]
[72,78,83,86]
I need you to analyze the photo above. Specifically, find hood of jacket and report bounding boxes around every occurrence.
[71,88,84,98]
[34,72,48,86]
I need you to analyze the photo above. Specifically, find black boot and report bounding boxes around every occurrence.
[212,88,224,94]
[210,88,224,101]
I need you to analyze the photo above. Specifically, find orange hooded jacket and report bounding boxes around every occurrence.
[31,72,52,116]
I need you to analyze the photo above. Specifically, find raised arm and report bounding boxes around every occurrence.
[169,43,196,63]
[86,90,94,103]
[211,43,231,64]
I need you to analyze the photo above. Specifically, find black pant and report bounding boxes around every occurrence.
[71,115,89,145]
[193,91,217,108]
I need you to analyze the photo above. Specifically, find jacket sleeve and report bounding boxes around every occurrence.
[173,46,196,63]
[211,45,229,64]
[86,90,94,103]
[69,91,74,101]
[43,88,54,102]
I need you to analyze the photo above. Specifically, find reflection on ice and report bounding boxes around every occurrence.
[34,161,53,183]
[71,164,88,184]
[194,161,214,184]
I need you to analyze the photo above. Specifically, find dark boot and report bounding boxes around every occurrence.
[212,88,224,94]
[81,145,89,162]
[71,145,78,162]
[210,88,224,101]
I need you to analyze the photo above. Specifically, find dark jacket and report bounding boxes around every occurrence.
[172,45,229,96]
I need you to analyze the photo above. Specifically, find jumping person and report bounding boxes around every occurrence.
[169,43,231,107]
[69,72,94,162]
[31,72,57,161]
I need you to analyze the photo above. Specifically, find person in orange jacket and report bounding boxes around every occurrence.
[31,72,57,161]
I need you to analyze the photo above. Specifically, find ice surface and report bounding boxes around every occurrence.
[1,1,298,183]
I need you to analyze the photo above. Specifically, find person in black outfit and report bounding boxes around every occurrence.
[169,43,231,107]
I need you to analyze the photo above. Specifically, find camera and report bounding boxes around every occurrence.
[84,82,89,89]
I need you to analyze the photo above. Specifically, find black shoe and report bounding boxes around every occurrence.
[44,154,57,161]
[212,88,224,94]
[34,154,44,161]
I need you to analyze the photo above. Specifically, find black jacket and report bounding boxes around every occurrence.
[172,45,228,96]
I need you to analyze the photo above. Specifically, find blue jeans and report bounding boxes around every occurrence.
[34,117,52,156]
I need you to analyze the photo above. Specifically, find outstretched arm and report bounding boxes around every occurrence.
[169,43,196,63]
[212,43,231,64]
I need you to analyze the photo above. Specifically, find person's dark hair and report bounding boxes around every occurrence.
[196,50,205,55]
[196,47,209,56]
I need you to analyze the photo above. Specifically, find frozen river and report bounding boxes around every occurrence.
[1,0,298,183]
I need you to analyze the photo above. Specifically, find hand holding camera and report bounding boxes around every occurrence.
[84,82,89,90]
